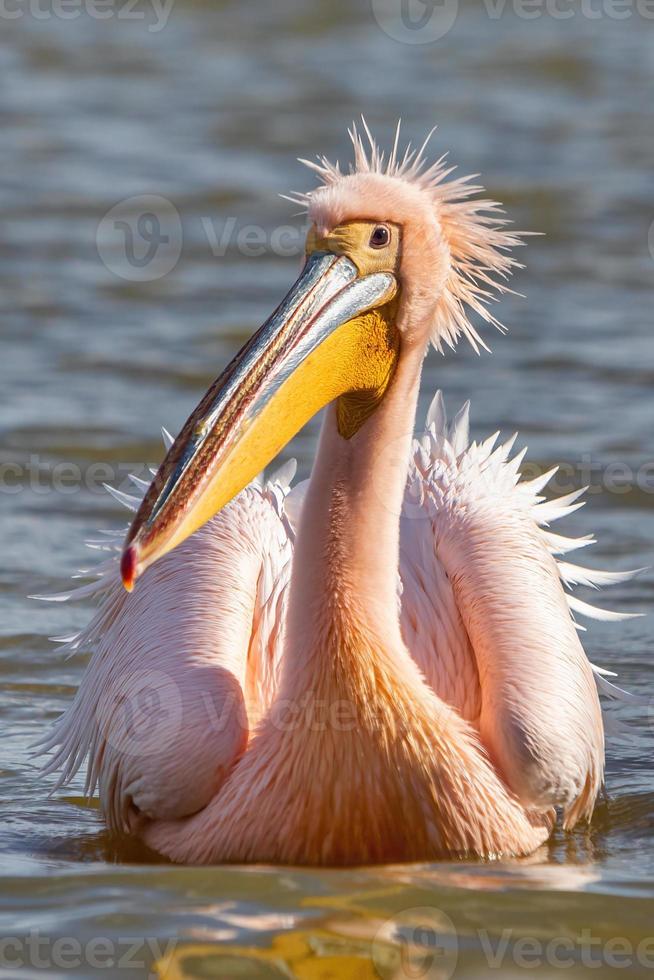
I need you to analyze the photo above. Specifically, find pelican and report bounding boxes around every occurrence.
[39,122,638,865]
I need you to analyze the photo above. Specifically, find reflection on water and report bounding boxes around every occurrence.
[1,0,654,976]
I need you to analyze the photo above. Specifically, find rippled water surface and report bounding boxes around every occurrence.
[2,2,654,977]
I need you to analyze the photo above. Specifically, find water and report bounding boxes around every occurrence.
[1,2,654,977]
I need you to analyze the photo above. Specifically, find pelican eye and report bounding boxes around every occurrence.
[369,224,390,249]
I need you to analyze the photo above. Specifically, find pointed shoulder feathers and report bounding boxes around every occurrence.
[410,390,643,703]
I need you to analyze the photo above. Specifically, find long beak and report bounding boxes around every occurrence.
[121,251,397,590]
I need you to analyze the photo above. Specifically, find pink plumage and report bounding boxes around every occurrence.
[36,123,640,864]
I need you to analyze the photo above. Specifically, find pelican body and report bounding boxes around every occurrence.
[39,124,638,865]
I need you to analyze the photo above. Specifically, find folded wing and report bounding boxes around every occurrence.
[37,442,295,834]
[399,392,640,827]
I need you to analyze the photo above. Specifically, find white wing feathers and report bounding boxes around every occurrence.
[402,391,641,825]
[415,391,641,636]
[36,453,296,832]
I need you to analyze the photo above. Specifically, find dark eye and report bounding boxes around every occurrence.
[369,224,390,249]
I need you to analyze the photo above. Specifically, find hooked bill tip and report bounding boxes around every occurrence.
[121,545,137,592]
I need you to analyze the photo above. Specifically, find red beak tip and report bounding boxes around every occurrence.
[121,546,137,592]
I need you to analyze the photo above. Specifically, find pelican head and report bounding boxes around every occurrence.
[121,122,522,589]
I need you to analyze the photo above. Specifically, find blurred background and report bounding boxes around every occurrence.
[2,1,654,976]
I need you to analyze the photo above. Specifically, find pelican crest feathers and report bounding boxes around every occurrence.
[285,119,524,353]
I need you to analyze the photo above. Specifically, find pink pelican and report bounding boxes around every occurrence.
[39,123,638,864]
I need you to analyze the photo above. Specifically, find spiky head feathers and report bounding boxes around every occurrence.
[286,122,523,354]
